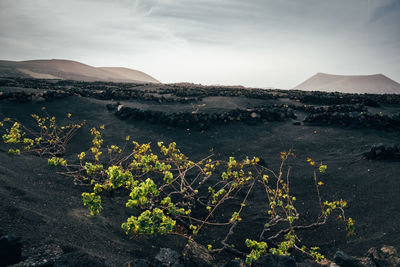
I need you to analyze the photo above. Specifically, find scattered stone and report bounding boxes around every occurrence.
[296,93,385,106]
[304,111,400,130]
[363,143,400,160]
[297,104,367,114]
[115,105,294,130]
[31,95,46,103]
[363,98,380,107]
[13,243,63,267]
[182,241,214,266]
[0,234,22,266]
[155,248,183,267]
[334,250,361,267]
[358,246,400,267]
[250,112,259,118]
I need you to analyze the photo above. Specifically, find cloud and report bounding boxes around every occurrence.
[0,0,399,87]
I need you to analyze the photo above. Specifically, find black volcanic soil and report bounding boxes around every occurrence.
[0,78,400,266]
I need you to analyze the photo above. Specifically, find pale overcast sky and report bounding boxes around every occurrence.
[0,0,399,88]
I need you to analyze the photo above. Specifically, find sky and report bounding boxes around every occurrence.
[0,0,399,88]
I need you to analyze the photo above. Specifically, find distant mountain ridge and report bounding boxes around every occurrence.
[294,73,400,94]
[0,59,160,84]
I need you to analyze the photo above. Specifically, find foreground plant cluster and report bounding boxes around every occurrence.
[0,111,355,265]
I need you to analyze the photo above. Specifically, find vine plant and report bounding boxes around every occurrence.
[0,111,355,265]
[1,107,83,157]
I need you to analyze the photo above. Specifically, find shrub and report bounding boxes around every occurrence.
[0,108,84,157]
[0,113,354,265]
